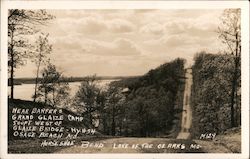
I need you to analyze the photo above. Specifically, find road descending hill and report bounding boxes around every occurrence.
[177,68,192,139]
[8,68,240,154]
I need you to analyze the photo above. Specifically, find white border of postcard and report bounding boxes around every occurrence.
[1,1,249,159]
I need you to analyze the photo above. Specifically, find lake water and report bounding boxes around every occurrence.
[8,80,116,101]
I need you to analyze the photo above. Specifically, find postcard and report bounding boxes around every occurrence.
[1,1,249,159]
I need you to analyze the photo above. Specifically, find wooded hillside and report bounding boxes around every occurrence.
[108,58,186,137]
[191,52,241,138]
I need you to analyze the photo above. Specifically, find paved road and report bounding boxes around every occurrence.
[177,68,193,139]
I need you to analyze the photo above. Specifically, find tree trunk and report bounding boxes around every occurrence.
[87,107,93,128]
[230,32,240,128]
[52,88,55,106]
[111,105,116,136]
[230,63,237,127]
[235,45,241,127]
[102,117,107,134]
[34,41,46,102]
[33,60,41,102]
[10,54,14,99]
[44,87,48,105]
[10,30,14,100]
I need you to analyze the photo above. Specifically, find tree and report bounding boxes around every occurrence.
[8,9,54,99]
[36,63,70,107]
[218,9,241,127]
[191,53,237,135]
[32,33,52,102]
[96,90,108,134]
[105,86,125,136]
[73,75,101,128]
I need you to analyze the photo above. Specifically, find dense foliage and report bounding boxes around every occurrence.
[74,58,185,137]
[36,63,70,107]
[119,58,186,137]
[191,52,241,137]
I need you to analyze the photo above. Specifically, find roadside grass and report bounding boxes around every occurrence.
[8,139,61,153]
[141,139,204,153]
[8,136,109,153]
[194,127,241,153]
[213,127,241,153]
[9,137,205,153]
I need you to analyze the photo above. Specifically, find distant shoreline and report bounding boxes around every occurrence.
[8,76,140,86]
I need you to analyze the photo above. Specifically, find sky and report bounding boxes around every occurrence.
[15,9,226,78]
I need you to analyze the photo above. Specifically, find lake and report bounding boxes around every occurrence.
[8,80,116,101]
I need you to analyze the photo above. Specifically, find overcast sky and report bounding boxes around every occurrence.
[16,9,225,78]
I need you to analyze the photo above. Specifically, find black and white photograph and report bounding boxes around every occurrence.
[0,1,249,159]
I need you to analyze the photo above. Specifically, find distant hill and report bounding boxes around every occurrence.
[111,59,186,89]
[8,76,139,85]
